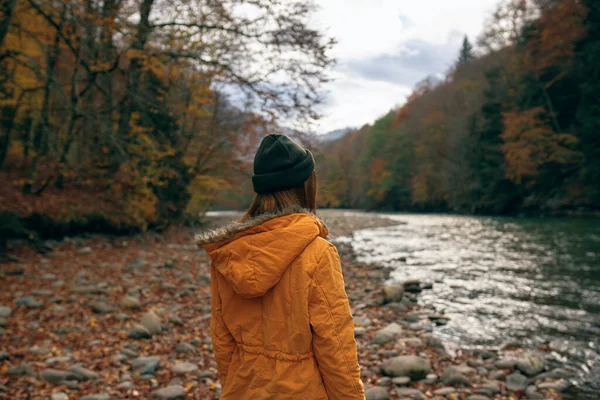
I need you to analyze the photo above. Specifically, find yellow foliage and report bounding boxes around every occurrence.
[186,175,232,216]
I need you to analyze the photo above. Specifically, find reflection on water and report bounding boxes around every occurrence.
[345,213,600,398]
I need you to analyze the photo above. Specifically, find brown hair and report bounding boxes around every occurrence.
[241,170,317,221]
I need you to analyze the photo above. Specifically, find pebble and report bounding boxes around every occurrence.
[120,296,141,309]
[68,365,100,380]
[77,246,93,254]
[51,393,69,400]
[7,364,33,376]
[170,361,198,374]
[132,356,161,376]
[467,396,491,400]
[91,301,116,314]
[0,351,8,361]
[526,385,545,399]
[372,323,403,345]
[365,386,390,400]
[393,387,425,399]
[506,372,529,391]
[15,296,43,308]
[175,342,195,354]
[117,381,135,390]
[40,369,79,383]
[391,376,410,386]
[380,355,431,380]
[169,314,184,326]
[537,378,571,392]
[79,394,109,400]
[126,324,151,339]
[0,306,12,318]
[434,387,457,395]
[381,285,404,303]
[141,311,163,334]
[423,373,438,384]
[515,351,546,376]
[495,358,517,369]
[152,385,186,399]
[355,327,366,337]
[488,369,505,381]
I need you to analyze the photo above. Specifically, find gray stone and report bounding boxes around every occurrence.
[126,324,151,339]
[77,246,93,254]
[29,345,52,355]
[354,327,366,337]
[71,285,107,294]
[51,393,69,400]
[393,387,425,399]
[141,311,162,334]
[380,355,431,380]
[40,369,80,383]
[378,377,391,386]
[506,372,529,391]
[0,306,12,318]
[373,323,403,345]
[91,301,116,314]
[423,373,438,384]
[170,361,198,374]
[434,387,457,395]
[495,358,517,369]
[441,365,476,387]
[354,316,372,327]
[79,394,109,400]
[118,381,135,390]
[526,385,545,399]
[382,285,404,303]
[467,396,491,400]
[391,376,410,386]
[6,364,33,376]
[536,368,574,380]
[68,365,100,380]
[15,296,42,308]
[475,381,501,395]
[0,351,8,361]
[397,337,422,348]
[537,379,571,392]
[132,356,161,376]
[365,386,390,400]
[120,348,139,358]
[120,296,141,310]
[488,369,505,381]
[45,356,72,365]
[152,385,186,399]
[175,342,195,354]
[515,351,546,376]
[169,314,184,326]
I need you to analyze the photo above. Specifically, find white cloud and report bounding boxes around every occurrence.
[310,0,499,134]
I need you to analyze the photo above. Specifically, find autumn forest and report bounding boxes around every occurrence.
[1,0,599,241]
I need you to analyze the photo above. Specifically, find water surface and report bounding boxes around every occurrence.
[343,212,600,398]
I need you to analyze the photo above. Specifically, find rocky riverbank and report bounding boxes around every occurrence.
[0,210,578,399]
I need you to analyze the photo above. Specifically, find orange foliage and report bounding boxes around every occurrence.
[501,107,582,184]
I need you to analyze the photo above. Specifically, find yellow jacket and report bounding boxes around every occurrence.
[197,208,365,400]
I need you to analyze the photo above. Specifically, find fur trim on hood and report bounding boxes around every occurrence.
[194,205,328,246]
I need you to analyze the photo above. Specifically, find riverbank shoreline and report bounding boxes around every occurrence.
[0,210,582,399]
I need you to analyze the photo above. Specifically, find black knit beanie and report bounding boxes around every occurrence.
[252,134,315,194]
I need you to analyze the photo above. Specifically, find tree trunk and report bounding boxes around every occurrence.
[116,0,154,161]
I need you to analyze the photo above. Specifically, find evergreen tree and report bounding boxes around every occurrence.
[458,35,475,64]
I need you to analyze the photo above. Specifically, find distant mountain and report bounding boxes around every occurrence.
[318,128,354,143]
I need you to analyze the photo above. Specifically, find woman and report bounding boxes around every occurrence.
[196,134,365,399]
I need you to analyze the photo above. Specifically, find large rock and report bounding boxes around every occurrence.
[152,385,186,399]
[0,306,11,318]
[127,324,151,339]
[141,311,162,334]
[170,362,198,374]
[372,323,403,345]
[382,285,404,303]
[381,356,431,380]
[365,386,390,400]
[506,372,529,391]
[132,356,161,376]
[515,351,545,376]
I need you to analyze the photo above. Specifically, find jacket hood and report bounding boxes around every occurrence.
[195,206,328,298]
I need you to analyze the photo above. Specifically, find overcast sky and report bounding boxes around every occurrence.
[311,0,500,134]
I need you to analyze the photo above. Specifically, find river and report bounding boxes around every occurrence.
[339,212,600,398]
